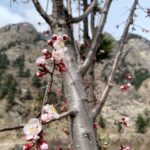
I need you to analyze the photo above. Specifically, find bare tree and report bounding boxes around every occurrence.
[1,0,139,150]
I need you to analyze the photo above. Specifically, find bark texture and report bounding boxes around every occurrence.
[51,1,98,150]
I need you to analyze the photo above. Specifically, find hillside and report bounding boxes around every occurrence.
[0,23,150,150]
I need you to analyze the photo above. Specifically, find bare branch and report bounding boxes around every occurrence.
[92,0,138,120]
[70,0,98,23]
[0,110,77,132]
[32,0,52,26]
[66,0,72,16]
[0,124,24,132]
[90,0,95,36]
[83,0,90,40]
[80,0,112,75]
[45,0,50,13]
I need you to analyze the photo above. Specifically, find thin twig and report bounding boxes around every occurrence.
[137,3,147,14]
[45,0,49,13]
[0,110,77,132]
[70,0,99,23]
[92,0,139,120]
[42,63,56,107]
[32,0,52,26]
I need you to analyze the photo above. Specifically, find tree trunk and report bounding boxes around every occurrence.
[51,1,98,150]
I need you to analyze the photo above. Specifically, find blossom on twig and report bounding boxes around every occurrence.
[41,104,59,123]
[23,118,42,141]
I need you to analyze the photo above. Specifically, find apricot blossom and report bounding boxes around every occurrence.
[41,104,59,122]
[23,118,42,141]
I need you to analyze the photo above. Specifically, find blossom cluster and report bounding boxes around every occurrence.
[36,34,69,78]
[119,117,129,127]
[119,144,130,150]
[120,82,131,91]
[120,74,133,91]
[23,104,59,150]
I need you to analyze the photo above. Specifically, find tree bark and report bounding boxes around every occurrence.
[51,1,98,150]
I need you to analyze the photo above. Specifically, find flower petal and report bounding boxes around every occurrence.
[28,118,40,125]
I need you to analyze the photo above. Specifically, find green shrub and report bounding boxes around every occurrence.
[32,75,42,88]
[135,113,150,134]
[98,114,106,129]
[13,55,25,68]
[19,68,31,77]
[96,33,115,61]
[0,74,17,102]
[0,52,9,70]
[25,88,33,100]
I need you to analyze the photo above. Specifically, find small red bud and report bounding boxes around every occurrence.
[52,34,58,41]
[59,66,65,72]
[47,40,53,46]
[103,143,107,150]
[36,71,46,77]
[93,122,98,129]
[57,144,62,150]
[42,49,51,59]
[62,34,69,40]
[23,143,32,150]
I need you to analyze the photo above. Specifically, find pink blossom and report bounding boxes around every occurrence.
[120,117,129,127]
[103,143,107,150]
[41,113,50,122]
[41,104,59,123]
[42,49,49,55]
[119,145,130,150]
[124,146,130,150]
[126,74,132,80]
[53,40,67,51]
[40,141,48,150]
[36,56,47,67]
[52,50,64,62]
[57,36,63,42]
[23,118,42,141]
[63,55,71,68]
[120,83,131,91]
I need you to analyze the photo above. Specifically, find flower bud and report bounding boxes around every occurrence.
[36,56,46,67]
[62,34,69,40]
[23,143,32,150]
[47,39,53,46]
[52,34,58,41]
[41,113,50,122]
[40,141,49,150]
[36,71,45,78]
[42,49,51,59]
